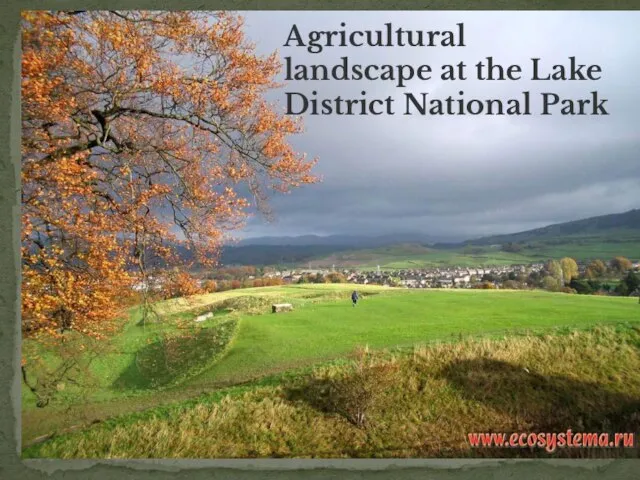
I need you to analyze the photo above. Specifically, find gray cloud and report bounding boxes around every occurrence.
[235,11,640,240]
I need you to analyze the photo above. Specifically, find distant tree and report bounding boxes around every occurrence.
[585,259,607,279]
[325,272,347,283]
[388,277,401,287]
[482,273,498,282]
[313,273,327,283]
[544,260,563,285]
[559,286,577,294]
[569,278,593,295]
[201,279,218,293]
[527,270,542,287]
[162,270,203,299]
[610,256,633,274]
[501,242,523,253]
[560,257,579,284]
[474,282,496,289]
[587,279,603,291]
[542,275,561,292]
[616,271,640,296]
[503,280,520,290]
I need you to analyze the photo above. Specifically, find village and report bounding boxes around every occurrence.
[263,263,550,289]
[131,258,640,293]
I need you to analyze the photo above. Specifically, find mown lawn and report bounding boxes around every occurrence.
[199,289,640,385]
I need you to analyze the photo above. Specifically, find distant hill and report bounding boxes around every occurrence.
[219,245,350,266]
[236,232,436,248]
[221,233,441,266]
[178,209,640,267]
[464,209,640,246]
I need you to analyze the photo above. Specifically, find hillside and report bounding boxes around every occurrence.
[225,209,640,268]
[464,209,640,246]
[152,209,640,268]
[236,233,435,247]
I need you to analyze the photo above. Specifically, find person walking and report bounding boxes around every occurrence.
[351,290,359,307]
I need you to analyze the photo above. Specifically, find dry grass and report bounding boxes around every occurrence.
[25,326,640,459]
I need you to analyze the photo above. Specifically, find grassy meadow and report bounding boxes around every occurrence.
[304,233,640,270]
[21,283,640,458]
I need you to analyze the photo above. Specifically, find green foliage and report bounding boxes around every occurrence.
[569,278,593,295]
[542,276,561,292]
[545,260,563,283]
[502,280,520,290]
[615,271,640,296]
[501,242,523,253]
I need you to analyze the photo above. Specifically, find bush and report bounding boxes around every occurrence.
[559,287,577,294]
[541,276,561,292]
[325,272,347,283]
[610,256,633,274]
[326,353,398,428]
[569,278,593,295]
[293,348,399,429]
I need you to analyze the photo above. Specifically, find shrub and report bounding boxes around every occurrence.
[474,282,496,290]
[296,347,399,429]
[569,278,593,295]
[325,351,399,428]
[610,256,633,274]
[559,287,577,294]
[541,276,561,292]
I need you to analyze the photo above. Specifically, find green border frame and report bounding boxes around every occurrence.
[2,1,640,478]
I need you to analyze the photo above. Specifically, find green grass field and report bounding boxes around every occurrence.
[21,284,640,457]
[305,234,640,270]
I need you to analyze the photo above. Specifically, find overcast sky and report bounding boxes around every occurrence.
[235,11,640,241]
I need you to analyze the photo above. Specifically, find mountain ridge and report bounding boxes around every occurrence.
[233,209,640,248]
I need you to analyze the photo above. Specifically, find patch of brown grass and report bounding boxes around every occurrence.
[26,327,640,459]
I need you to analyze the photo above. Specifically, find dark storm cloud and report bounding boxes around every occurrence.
[235,11,640,240]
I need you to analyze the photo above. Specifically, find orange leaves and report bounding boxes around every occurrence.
[161,270,204,300]
[21,10,319,343]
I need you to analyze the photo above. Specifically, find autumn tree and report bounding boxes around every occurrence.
[21,10,317,342]
[201,279,218,293]
[559,257,579,285]
[610,256,633,274]
[161,269,203,300]
[585,259,607,279]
